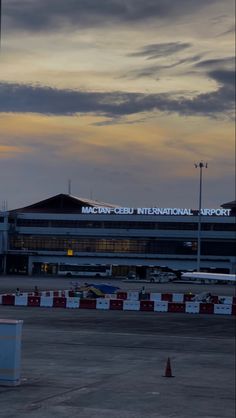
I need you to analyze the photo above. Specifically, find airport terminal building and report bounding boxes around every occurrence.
[0,194,235,276]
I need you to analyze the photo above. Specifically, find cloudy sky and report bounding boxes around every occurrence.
[0,0,235,209]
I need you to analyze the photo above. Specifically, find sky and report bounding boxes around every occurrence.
[0,0,235,210]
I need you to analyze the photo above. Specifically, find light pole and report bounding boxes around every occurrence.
[194,161,208,271]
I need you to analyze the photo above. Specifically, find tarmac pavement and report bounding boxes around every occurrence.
[0,303,235,418]
[0,275,235,296]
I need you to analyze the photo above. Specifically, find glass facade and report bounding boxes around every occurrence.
[15,218,236,231]
[9,235,235,256]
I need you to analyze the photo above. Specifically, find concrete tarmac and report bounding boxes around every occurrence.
[0,275,235,296]
[0,301,235,418]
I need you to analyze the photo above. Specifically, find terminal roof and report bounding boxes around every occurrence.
[221,200,236,215]
[10,193,119,214]
[221,200,236,208]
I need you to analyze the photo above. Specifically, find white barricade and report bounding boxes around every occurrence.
[14,295,28,306]
[172,293,184,303]
[96,299,110,310]
[150,293,162,301]
[154,301,168,312]
[214,304,232,315]
[185,302,200,314]
[219,296,233,305]
[40,297,53,307]
[123,300,140,311]
[126,291,139,301]
[66,297,80,309]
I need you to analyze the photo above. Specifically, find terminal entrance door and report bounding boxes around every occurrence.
[136,266,147,279]
[6,254,28,275]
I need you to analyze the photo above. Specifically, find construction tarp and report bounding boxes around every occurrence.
[88,286,104,297]
[86,283,120,294]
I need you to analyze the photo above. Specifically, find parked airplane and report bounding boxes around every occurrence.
[181,272,236,284]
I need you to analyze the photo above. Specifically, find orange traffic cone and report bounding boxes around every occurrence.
[163,357,174,377]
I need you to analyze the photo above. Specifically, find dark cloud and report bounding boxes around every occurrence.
[177,70,235,116]
[0,70,234,118]
[128,42,191,60]
[209,69,235,88]
[125,55,203,79]
[195,57,235,70]
[5,0,221,31]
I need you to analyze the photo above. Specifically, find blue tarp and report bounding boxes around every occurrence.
[86,283,120,294]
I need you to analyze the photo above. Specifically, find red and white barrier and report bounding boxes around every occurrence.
[172,293,184,303]
[126,291,140,301]
[150,293,162,301]
[28,296,40,307]
[24,290,70,298]
[0,291,235,315]
[154,301,168,312]
[40,296,53,307]
[66,297,80,309]
[213,304,232,315]
[2,290,233,304]
[168,302,185,313]
[219,296,233,305]
[96,298,110,310]
[14,295,28,306]
[114,291,234,305]
[123,300,140,311]
[185,302,200,314]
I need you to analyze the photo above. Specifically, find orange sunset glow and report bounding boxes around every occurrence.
[0,0,235,209]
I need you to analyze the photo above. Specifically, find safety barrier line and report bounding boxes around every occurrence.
[117,292,235,304]
[0,294,235,315]
[5,290,234,304]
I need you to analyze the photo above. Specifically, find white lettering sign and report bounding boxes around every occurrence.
[81,207,231,216]
[200,208,231,216]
